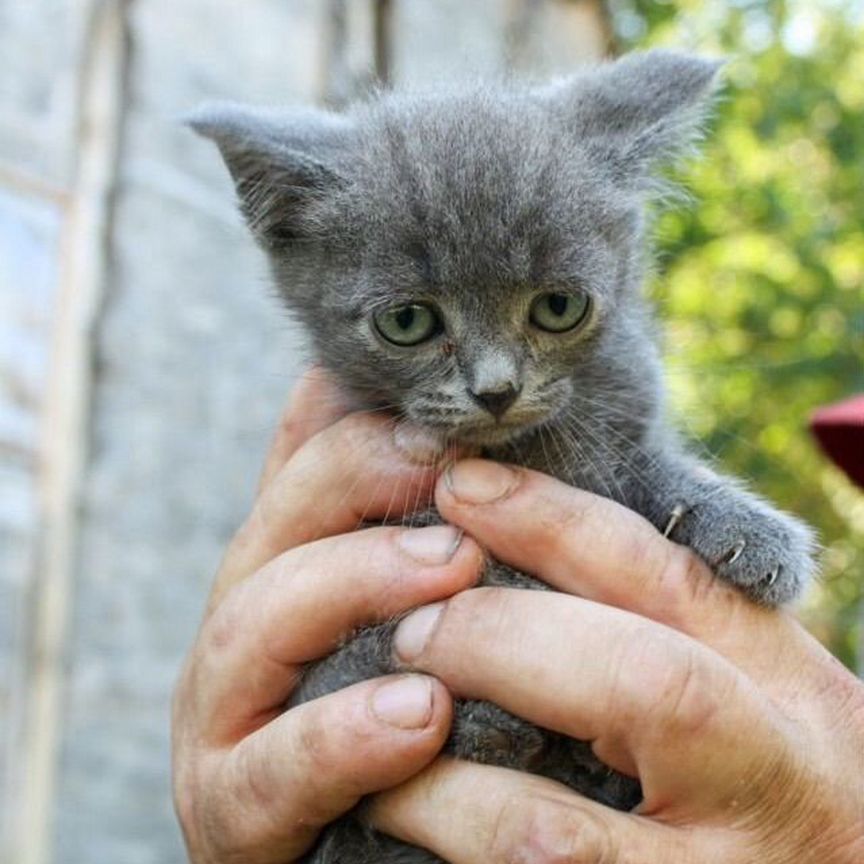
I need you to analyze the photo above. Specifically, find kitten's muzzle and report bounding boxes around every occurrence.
[468,383,521,419]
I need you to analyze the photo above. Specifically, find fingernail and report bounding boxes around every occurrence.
[393,424,445,464]
[394,602,445,663]
[398,525,463,565]
[371,675,434,729]
[444,459,519,504]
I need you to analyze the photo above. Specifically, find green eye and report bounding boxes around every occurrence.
[374,303,442,346]
[529,291,591,333]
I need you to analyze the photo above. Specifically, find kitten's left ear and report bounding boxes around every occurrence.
[187,102,354,247]
[543,50,724,188]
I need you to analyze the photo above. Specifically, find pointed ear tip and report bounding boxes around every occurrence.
[636,48,726,74]
[704,55,729,77]
[181,101,242,137]
[182,112,208,136]
[679,52,727,82]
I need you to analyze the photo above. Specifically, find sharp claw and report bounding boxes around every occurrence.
[722,540,746,565]
[663,504,687,539]
[766,567,780,587]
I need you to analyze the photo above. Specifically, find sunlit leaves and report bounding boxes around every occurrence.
[613,0,864,668]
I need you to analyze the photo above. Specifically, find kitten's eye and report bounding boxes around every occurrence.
[529,291,591,333]
[374,303,442,346]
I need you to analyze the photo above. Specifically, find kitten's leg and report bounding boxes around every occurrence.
[293,562,641,864]
[621,447,816,605]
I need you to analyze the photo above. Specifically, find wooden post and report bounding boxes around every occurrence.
[505,0,613,71]
[373,0,394,86]
[13,2,130,862]
[321,0,351,105]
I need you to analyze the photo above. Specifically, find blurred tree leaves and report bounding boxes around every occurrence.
[608,0,864,667]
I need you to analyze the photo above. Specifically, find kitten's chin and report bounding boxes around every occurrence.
[423,416,551,449]
[450,426,532,447]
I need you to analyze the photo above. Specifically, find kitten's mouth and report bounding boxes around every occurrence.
[404,391,571,453]
[400,380,573,453]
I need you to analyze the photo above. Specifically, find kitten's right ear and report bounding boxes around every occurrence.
[541,51,724,189]
[186,102,353,247]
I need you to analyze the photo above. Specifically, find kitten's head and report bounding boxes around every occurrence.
[191,51,720,448]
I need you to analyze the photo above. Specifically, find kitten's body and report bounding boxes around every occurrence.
[192,51,815,863]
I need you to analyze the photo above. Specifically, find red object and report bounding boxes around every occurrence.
[810,395,864,489]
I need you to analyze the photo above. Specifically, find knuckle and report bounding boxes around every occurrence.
[661,544,735,622]
[273,708,340,808]
[295,709,334,776]
[221,740,287,855]
[232,733,279,818]
[613,627,728,739]
[201,582,250,656]
[287,704,370,827]
[230,500,272,561]
[444,586,515,640]
[655,641,728,738]
[664,647,721,735]
[543,487,605,542]
[618,523,667,587]
[489,794,618,864]
[177,753,254,864]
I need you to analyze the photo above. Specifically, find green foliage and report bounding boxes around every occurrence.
[609,0,864,667]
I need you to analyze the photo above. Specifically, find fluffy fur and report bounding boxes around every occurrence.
[191,51,816,863]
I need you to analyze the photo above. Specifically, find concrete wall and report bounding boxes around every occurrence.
[0,2,607,861]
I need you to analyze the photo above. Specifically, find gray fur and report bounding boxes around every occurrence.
[191,50,816,863]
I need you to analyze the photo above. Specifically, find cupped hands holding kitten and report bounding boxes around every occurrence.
[172,369,864,864]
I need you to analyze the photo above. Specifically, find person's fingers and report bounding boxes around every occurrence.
[257,367,350,494]
[213,413,450,608]
[369,759,714,864]
[193,525,482,743]
[179,676,452,864]
[434,459,798,683]
[392,588,791,813]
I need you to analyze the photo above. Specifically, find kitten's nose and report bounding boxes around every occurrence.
[468,384,521,419]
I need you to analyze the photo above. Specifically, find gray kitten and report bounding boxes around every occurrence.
[191,50,816,863]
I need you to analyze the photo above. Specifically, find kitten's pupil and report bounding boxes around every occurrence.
[395,307,415,330]
[549,294,568,316]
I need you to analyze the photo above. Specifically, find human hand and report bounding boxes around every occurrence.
[370,459,864,863]
[171,370,482,863]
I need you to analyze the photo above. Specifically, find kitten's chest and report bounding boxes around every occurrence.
[486,432,640,506]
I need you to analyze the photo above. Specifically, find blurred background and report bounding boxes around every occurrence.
[1,0,862,861]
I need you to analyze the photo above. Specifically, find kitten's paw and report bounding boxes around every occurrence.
[669,497,817,605]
